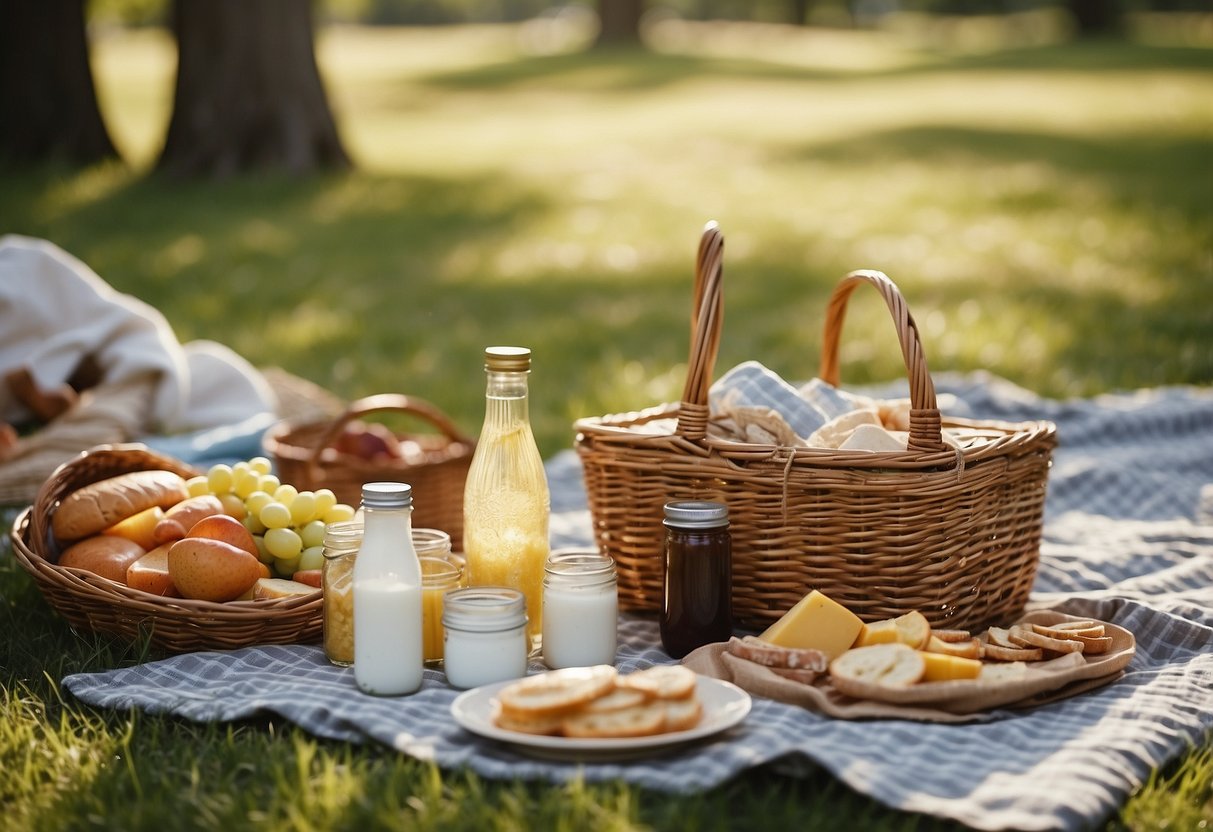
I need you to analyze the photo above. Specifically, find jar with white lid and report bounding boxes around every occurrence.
[542,549,617,669]
[442,587,528,689]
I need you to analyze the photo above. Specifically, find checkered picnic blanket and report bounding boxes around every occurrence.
[61,373,1213,832]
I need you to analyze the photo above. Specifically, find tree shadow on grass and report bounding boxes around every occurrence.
[787,123,1213,221]
[409,39,1213,95]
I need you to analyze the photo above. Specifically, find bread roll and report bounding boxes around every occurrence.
[53,470,190,543]
[58,536,146,583]
[152,494,224,545]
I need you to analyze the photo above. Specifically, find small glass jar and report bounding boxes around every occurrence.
[421,555,464,665]
[659,501,732,659]
[542,549,617,669]
[321,520,363,667]
[413,528,452,560]
[442,587,528,689]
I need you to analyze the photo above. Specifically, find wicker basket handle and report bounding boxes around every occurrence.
[819,270,946,452]
[306,393,474,473]
[675,222,725,440]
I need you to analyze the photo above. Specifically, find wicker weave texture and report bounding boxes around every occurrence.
[574,224,1057,631]
[264,394,474,551]
[13,445,322,653]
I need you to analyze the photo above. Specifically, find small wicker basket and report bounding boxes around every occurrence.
[574,223,1058,631]
[11,445,322,653]
[263,393,474,551]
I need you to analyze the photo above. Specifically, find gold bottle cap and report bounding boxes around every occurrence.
[484,346,531,372]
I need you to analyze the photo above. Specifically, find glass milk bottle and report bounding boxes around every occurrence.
[353,482,423,696]
[463,346,550,651]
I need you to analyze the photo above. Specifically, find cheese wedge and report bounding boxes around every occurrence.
[920,651,982,682]
[760,590,864,660]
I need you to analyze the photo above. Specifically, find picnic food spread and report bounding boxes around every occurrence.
[37,454,358,604]
[17,224,1146,772]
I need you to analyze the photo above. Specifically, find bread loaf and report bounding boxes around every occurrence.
[52,470,190,543]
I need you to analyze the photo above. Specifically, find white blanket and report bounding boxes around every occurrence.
[0,235,274,433]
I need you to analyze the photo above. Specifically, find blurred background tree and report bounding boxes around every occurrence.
[157,0,349,177]
[0,0,118,166]
[596,0,645,44]
[8,0,1204,173]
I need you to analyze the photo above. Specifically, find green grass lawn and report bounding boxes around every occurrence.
[2,17,1211,830]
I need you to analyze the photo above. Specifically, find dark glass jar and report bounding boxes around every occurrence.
[659,501,732,659]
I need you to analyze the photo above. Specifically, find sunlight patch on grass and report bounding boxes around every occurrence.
[32,161,133,223]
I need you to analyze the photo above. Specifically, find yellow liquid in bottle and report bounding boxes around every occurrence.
[464,423,550,646]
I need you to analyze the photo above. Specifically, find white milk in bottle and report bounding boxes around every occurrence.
[353,482,423,696]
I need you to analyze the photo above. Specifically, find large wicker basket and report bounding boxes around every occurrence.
[10,445,323,653]
[263,393,474,551]
[574,224,1058,631]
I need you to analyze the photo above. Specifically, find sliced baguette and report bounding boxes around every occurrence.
[829,643,925,690]
[618,665,697,701]
[726,636,830,672]
[497,665,618,720]
[982,642,1043,662]
[1031,622,1105,640]
[582,687,648,715]
[985,626,1020,649]
[493,706,567,736]
[1008,625,1085,655]
[662,697,704,732]
[562,703,667,739]
[768,666,825,684]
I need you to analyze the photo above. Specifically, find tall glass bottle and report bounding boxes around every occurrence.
[463,346,550,650]
[353,482,423,696]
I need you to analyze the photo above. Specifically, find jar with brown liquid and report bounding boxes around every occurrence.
[659,501,732,659]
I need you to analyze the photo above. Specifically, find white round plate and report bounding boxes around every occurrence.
[450,674,752,761]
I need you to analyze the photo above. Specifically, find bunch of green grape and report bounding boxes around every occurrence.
[186,457,357,579]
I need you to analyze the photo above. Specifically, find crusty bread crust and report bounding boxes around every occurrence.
[726,636,830,673]
[52,470,189,542]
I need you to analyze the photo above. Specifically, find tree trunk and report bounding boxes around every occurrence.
[789,0,813,25]
[596,0,645,47]
[157,0,349,178]
[0,0,119,166]
[1066,0,1123,37]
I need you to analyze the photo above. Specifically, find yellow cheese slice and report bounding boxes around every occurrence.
[920,650,982,682]
[854,610,930,649]
[854,618,900,647]
[760,590,864,660]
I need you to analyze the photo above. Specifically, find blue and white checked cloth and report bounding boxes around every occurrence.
[62,373,1213,832]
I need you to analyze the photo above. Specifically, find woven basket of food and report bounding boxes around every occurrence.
[263,393,474,551]
[574,223,1058,631]
[10,445,323,653]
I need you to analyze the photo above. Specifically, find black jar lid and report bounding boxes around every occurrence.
[663,500,728,529]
